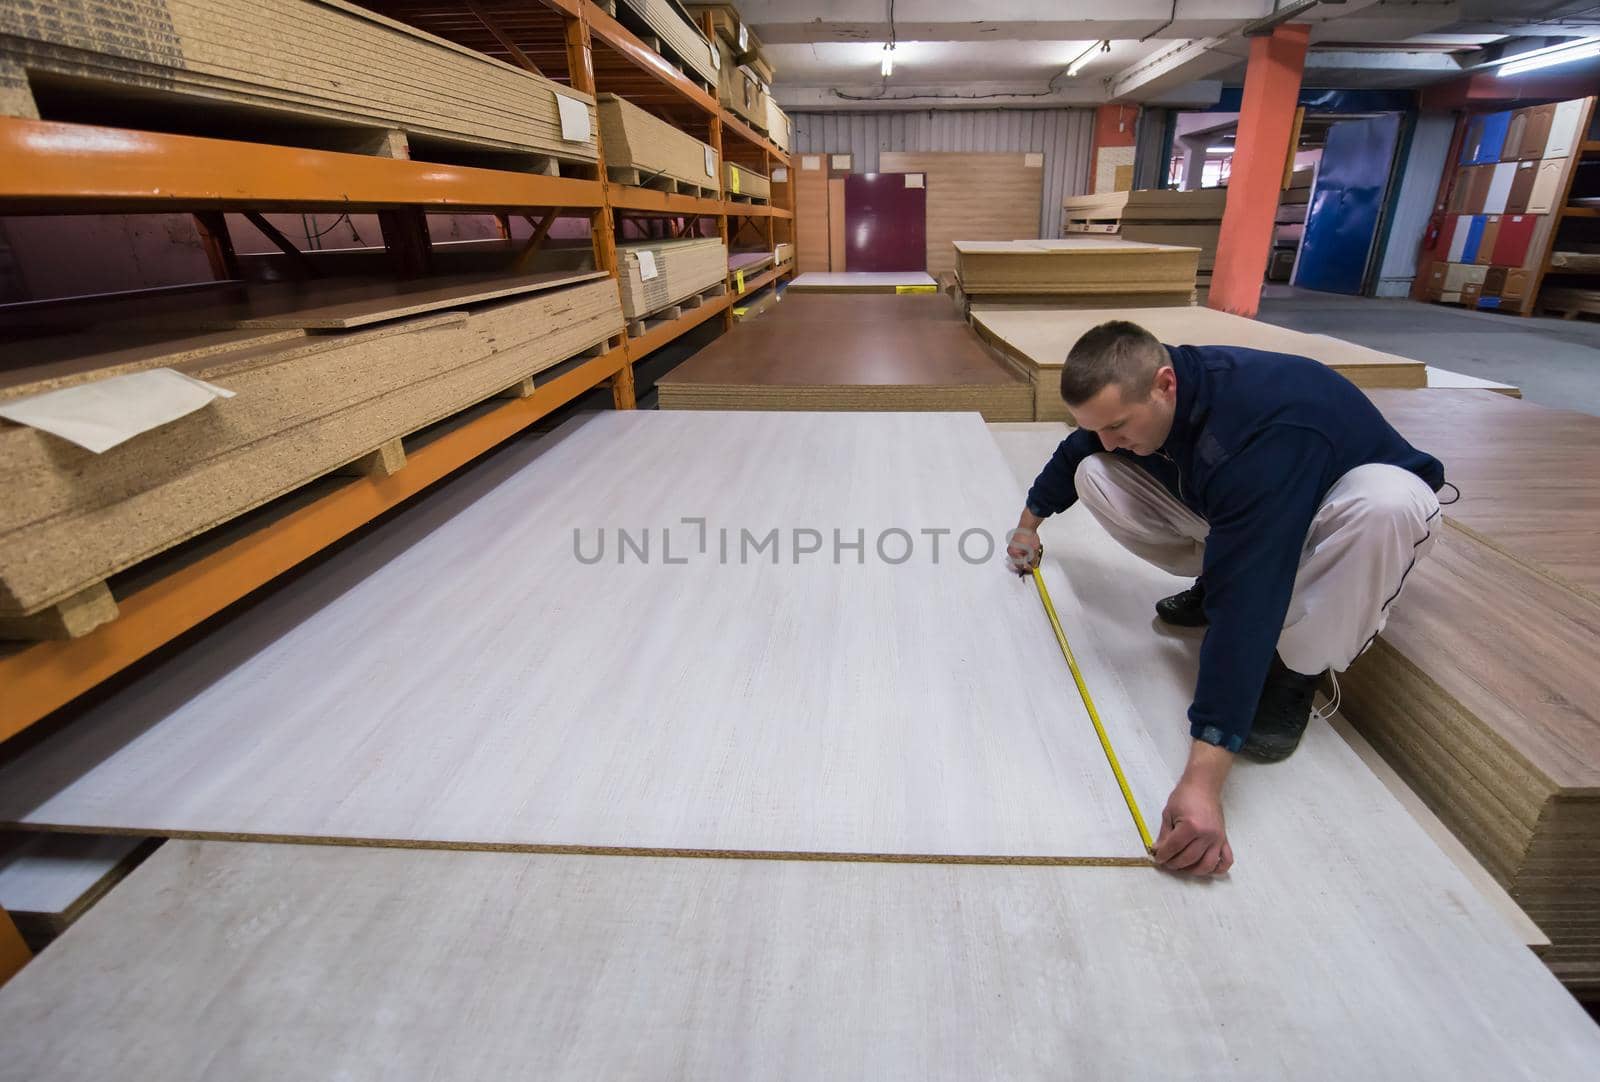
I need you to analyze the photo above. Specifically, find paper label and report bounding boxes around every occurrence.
[705,145,717,177]
[735,270,746,293]
[733,306,748,317]
[895,285,937,294]
[737,22,749,51]
[772,166,788,182]
[0,368,235,453]
[1024,152,1044,167]
[710,41,720,68]
[905,173,924,189]
[636,250,659,281]
[730,167,741,194]
[830,154,852,170]
[555,94,591,144]
[802,155,822,171]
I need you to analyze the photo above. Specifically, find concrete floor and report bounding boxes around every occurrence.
[1255,286,1600,416]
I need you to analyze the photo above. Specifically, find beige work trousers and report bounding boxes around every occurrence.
[1074,453,1441,675]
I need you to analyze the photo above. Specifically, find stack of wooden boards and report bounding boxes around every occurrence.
[657,292,1031,419]
[725,162,770,202]
[1424,97,1593,315]
[786,272,937,294]
[0,0,599,167]
[598,93,718,195]
[970,304,1427,421]
[1063,189,1228,295]
[684,2,790,147]
[2,410,1599,1077]
[880,151,1045,279]
[954,239,1200,308]
[0,273,623,639]
[793,153,851,273]
[1269,169,1313,281]
[1341,389,1600,995]
[614,0,719,88]
[615,238,727,327]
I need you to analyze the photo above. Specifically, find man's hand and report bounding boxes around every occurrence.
[1153,740,1235,877]
[1006,510,1047,575]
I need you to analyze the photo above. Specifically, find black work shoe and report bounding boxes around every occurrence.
[1240,656,1322,763]
[1155,579,1208,627]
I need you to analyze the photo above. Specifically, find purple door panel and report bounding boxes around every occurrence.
[844,173,927,272]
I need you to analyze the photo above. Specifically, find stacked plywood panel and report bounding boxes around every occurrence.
[1340,389,1600,994]
[795,154,833,272]
[0,278,623,633]
[955,239,1199,306]
[971,304,1427,421]
[615,0,718,86]
[880,152,1045,278]
[615,237,727,322]
[774,242,793,267]
[765,97,792,151]
[725,162,770,202]
[597,93,718,194]
[0,0,599,164]
[1061,191,1131,233]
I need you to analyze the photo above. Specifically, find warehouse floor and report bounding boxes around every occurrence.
[1257,286,1600,416]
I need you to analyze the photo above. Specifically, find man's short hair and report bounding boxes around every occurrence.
[1059,320,1167,406]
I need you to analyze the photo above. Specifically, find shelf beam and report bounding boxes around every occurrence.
[583,1,718,116]
[610,187,724,216]
[625,292,731,358]
[0,118,606,214]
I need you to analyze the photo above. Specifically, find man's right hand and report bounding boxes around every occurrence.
[1006,526,1043,574]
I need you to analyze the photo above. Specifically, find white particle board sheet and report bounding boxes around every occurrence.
[785,272,937,293]
[1,839,1597,1081]
[0,412,1147,861]
[0,833,145,924]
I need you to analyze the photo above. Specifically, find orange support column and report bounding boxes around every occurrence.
[1208,24,1309,317]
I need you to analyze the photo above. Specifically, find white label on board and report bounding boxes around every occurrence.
[802,155,822,170]
[905,173,924,189]
[0,368,235,454]
[555,94,591,143]
[830,154,851,170]
[705,145,717,176]
[710,41,720,68]
[737,22,749,51]
[772,167,789,182]
[1024,152,1044,167]
[636,250,660,281]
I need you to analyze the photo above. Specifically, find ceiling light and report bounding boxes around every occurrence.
[1066,40,1108,78]
[881,43,894,78]
[1206,145,1235,154]
[1497,37,1600,76]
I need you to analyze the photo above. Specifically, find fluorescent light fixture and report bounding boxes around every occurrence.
[881,44,894,77]
[1066,40,1107,78]
[1497,37,1600,76]
[1206,145,1235,154]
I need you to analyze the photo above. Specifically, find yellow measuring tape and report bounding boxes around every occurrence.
[1029,566,1155,854]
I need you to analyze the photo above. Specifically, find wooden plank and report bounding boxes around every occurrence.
[954,239,1200,296]
[880,152,1044,278]
[0,413,1152,862]
[794,155,830,273]
[2,839,1598,1078]
[787,272,936,293]
[827,177,847,271]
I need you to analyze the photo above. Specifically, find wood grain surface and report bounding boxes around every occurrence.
[0,412,1147,861]
[879,152,1043,278]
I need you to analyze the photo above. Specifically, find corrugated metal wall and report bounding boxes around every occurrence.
[791,109,1096,239]
[1374,113,1454,298]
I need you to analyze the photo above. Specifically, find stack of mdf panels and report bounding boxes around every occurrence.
[954,239,1200,307]
[714,49,763,128]
[597,93,718,195]
[0,276,623,637]
[615,237,728,323]
[725,162,770,202]
[657,294,1031,419]
[1342,388,1600,994]
[765,97,792,150]
[774,242,794,267]
[880,151,1045,278]
[1061,191,1131,233]
[1117,189,1228,294]
[615,0,719,87]
[970,304,1426,421]
[0,0,599,165]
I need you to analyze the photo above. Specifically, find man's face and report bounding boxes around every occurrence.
[1069,366,1179,457]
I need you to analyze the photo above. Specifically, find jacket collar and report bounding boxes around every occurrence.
[1160,344,1209,455]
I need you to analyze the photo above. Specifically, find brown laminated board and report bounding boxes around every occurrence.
[749,293,966,324]
[657,314,1031,421]
[828,178,847,271]
[794,155,830,273]
[0,279,625,619]
[880,152,1044,278]
[0,0,599,162]
[786,272,938,294]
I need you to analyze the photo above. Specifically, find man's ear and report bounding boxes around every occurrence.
[1154,365,1178,398]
